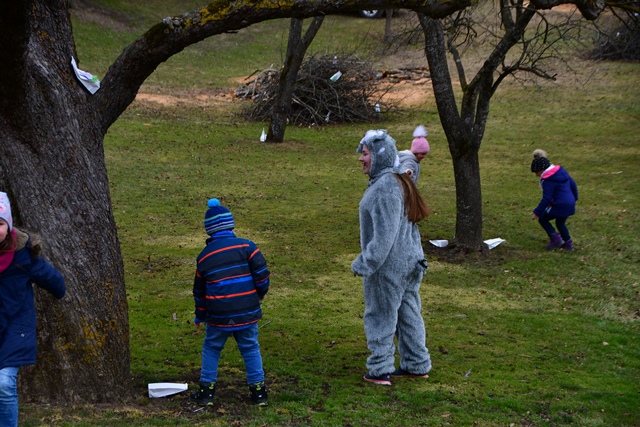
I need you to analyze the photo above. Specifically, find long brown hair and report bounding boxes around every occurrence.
[0,228,16,253]
[395,174,430,223]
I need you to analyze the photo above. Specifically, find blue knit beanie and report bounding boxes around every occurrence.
[204,198,235,235]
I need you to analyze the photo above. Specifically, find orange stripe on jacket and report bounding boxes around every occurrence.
[207,273,251,284]
[255,274,270,284]
[248,248,260,260]
[199,244,250,263]
[208,319,259,328]
[206,289,256,299]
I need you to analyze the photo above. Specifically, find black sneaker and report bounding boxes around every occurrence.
[391,368,429,379]
[190,382,216,406]
[249,381,268,406]
[363,372,392,386]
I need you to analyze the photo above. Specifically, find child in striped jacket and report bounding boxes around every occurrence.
[190,198,270,406]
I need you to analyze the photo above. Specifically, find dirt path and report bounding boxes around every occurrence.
[134,77,434,108]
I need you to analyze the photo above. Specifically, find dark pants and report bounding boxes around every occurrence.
[538,212,571,241]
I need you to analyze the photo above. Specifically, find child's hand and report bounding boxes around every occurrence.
[531,212,538,220]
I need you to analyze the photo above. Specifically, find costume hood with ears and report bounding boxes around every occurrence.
[356,129,401,181]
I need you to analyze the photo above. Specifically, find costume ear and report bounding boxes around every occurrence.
[357,129,388,152]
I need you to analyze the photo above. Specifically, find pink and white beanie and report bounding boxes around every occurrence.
[0,192,13,231]
[411,125,430,154]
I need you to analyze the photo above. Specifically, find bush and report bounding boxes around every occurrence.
[588,16,640,61]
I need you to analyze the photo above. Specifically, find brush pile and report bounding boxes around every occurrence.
[237,53,398,126]
[586,14,640,62]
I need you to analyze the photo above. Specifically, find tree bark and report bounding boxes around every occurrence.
[267,16,324,143]
[384,9,394,44]
[450,147,484,251]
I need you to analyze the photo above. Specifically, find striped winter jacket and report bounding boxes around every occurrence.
[193,230,270,331]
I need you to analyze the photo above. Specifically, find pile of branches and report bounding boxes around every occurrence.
[587,14,640,61]
[238,53,398,126]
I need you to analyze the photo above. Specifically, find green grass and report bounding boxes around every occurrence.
[21,3,640,427]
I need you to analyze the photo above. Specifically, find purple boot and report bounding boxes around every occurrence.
[560,239,574,251]
[546,233,564,250]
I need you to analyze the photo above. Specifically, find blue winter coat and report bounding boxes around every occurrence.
[193,230,270,331]
[0,229,65,370]
[533,165,578,218]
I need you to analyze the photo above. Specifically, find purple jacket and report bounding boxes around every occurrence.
[533,165,578,218]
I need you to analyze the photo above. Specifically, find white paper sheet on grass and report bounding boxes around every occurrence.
[148,382,188,398]
[429,238,506,250]
[429,239,449,248]
[484,238,506,249]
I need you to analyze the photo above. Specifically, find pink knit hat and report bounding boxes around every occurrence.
[411,125,430,154]
[0,192,12,231]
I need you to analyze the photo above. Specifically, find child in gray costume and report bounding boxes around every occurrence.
[352,129,432,386]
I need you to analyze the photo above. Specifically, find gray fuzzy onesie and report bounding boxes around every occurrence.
[352,130,432,376]
[398,149,421,184]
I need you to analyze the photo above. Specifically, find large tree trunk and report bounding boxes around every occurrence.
[0,2,130,402]
[267,17,324,142]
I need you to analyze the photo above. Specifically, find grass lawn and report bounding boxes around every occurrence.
[21,2,639,426]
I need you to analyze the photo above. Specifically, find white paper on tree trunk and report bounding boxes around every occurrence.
[71,57,100,94]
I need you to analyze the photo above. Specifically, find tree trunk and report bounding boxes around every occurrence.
[384,9,394,43]
[420,14,484,251]
[450,147,484,250]
[267,17,324,142]
[0,2,131,402]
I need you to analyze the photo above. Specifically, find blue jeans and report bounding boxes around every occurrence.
[0,367,19,427]
[200,323,264,385]
[538,212,571,241]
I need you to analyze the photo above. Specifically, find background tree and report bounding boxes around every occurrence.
[418,0,609,252]
[0,0,475,403]
[267,17,324,143]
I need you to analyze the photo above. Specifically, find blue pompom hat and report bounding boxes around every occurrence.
[204,198,235,235]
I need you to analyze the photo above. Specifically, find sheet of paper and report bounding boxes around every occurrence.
[71,57,100,94]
